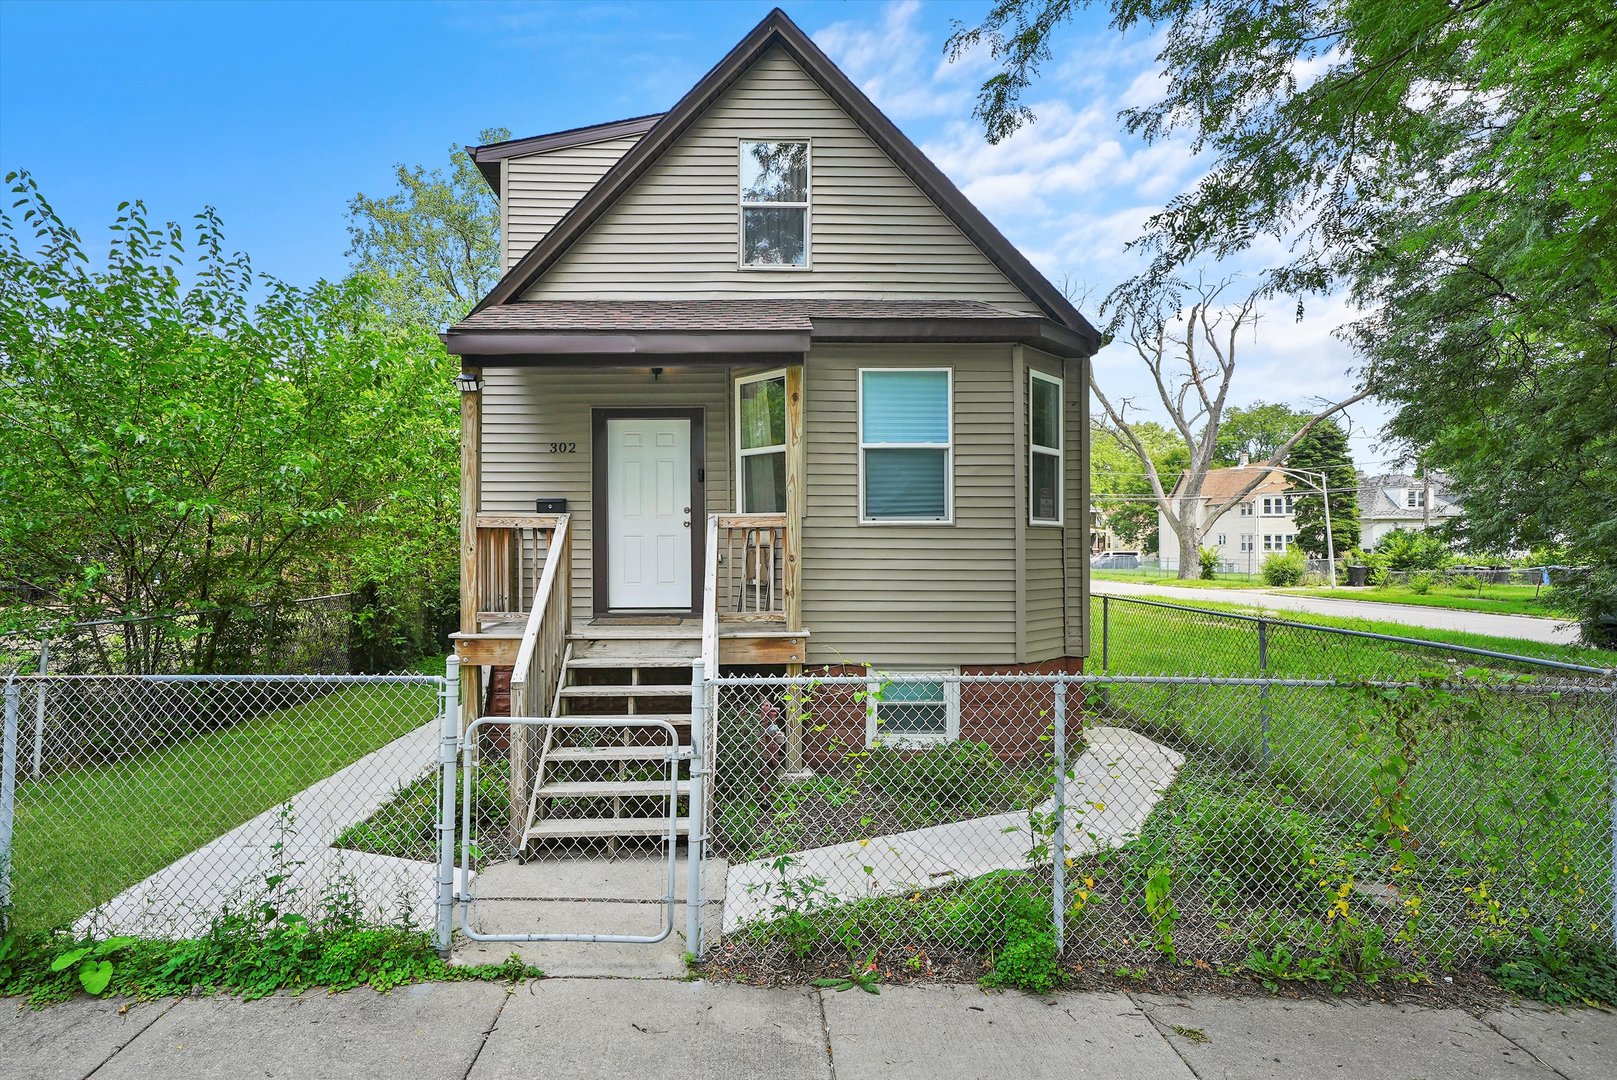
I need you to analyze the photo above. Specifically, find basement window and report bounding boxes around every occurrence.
[866,672,960,747]
[739,140,810,267]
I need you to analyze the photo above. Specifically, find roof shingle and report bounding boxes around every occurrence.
[447,299,1030,334]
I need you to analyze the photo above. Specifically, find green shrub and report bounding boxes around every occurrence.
[1409,571,1434,594]
[863,741,1015,807]
[978,878,1060,993]
[1261,549,1307,586]
[1450,574,1482,594]
[1198,546,1220,580]
[1374,528,1452,571]
[1195,797,1318,894]
[1495,927,1617,1006]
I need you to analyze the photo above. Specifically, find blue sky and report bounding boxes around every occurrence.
[0,0,1389,465]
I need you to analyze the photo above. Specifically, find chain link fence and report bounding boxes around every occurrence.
[0,673,449,943]
[1096,593,1612,684]
[699,671,1616,980]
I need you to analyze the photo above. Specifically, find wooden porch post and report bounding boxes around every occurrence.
[459,368,484,728]
[783,363,807,772]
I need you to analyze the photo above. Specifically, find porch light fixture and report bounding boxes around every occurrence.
[453,372,484,393]
[651,367,664,382]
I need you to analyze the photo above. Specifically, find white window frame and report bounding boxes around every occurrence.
[1240,534,1254,552]
[1216,533,1227,546]
[734,368,788,513]
[865,670,960,748]
[1239,503,1254,517]
[1407,488,1426,509]
[857,367,954,525]
[1028,370,1064,526]
[738,138,812,271]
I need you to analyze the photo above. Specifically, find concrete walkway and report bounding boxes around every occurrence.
[5,980,1612,1080]
[76,723,445,939]
[722,726,1184,932]
[1094,578,1584,646]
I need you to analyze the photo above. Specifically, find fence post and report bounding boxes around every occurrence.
[1258,619,1271,770]
[686,661,708,961]
[30,641,48,780]
[1101,596,1110,675]
[1,677,18,921]
[435,653,461,958]
[1610,687,1617,951]
[1052,680,1068,955]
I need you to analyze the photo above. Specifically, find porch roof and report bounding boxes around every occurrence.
[442,299,1093,360]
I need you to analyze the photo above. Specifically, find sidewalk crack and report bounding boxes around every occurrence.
[1126,992,1203,1079]
[82,996,183,1080]
[1471,1009,1572,1080]
[815,988,838,1080]
[461,985,514,1080]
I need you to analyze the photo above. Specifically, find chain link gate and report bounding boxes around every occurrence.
[445,657,709,952]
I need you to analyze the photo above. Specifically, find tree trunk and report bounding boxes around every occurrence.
[1177,520,1202,580]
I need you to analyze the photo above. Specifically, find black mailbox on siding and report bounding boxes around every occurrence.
[535,498,567,514]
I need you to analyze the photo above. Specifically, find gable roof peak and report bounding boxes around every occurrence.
[467,7,1098,345]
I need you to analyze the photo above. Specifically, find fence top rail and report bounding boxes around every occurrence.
[4,673,445,685]
[706,672,1614,692]
[1102,593,1614,677]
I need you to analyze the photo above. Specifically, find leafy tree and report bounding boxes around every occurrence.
[346,128,508,329]
[1091,420,1185,552]
[1285,419,1358,560]
[0,172,457,671]
[1092,275,1366,578]
[950,0,1617,642]
[1213,402,1317,467]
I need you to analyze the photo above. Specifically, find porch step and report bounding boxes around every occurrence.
[524,816,692,841]
[566,655,698,669]
[535,780,692,799]
[549,712,692,730]
[547,745,691,763]
[569,624,700,642]
[570,638,700,663]
[558,684,691,700]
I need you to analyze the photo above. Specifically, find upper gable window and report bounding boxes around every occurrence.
[739,140,809,268]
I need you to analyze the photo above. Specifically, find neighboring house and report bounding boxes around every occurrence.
[443,12,1099,845]
[1357,472,1462,548]
[1088,505,1132,555]
[1157,466,1300,574]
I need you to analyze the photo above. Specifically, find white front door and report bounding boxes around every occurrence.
[606,417,693,609]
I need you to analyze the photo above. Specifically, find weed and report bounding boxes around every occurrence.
[813,951,881,994]
[1494,927,1617,1006]
[1172,1025,1210,1044]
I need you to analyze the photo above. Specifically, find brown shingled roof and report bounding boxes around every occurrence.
[449,299,1027,333]
[1175,467,1292,501]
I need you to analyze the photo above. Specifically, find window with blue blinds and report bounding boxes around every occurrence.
[859,369,952,522]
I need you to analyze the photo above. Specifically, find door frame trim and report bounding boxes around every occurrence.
[592,407,706,616]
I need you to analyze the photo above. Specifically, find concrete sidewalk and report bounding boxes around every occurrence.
[4,979,1613,1080]
[1093,578,1584,646]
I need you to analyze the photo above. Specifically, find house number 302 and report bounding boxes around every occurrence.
[547,442,577,453]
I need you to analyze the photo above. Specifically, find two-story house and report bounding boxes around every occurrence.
[443,10,1099,847]
[1157,466,1300,575]
[1357,471,1462,548]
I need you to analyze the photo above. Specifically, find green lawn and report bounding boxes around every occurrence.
[9,680,439,932]
[1286,584,1560,618]
[1093,568,1268,589]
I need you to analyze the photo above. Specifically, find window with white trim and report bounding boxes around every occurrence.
[1216,533,1227,546]
[1239,502,1254,516]
[866,672,960,747]
[1028,371,1063,525]
[739,140,809,267]
[1240,534,1254,552]
[1406,488,1426,509]
[859,368,952,522]
[735,370,787,513]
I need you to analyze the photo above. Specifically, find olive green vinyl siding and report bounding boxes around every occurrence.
[1023,351,1069,659]
[521,47,1038,308]
[1049,348,1091,659]
[502,135,643,270]
[801,344,1019,667]
[478,367,730,621]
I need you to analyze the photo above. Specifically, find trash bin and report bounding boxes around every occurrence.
[1347,564,1370,587]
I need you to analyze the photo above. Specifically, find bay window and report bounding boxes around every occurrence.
[1029,370,1063,525]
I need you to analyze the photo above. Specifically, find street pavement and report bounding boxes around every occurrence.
[1092,578,1586,648]
[4,980,1613,1080]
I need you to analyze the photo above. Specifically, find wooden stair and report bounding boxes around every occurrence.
[518,624,699,851]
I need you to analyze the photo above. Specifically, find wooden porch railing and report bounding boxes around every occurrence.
[717,513,787,622]
[506,513,572,843]
[473,513,563,625]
